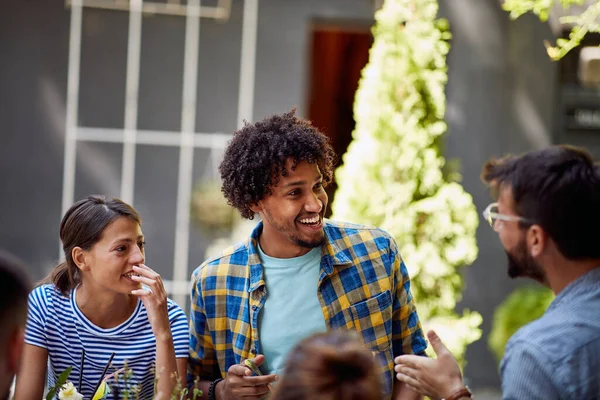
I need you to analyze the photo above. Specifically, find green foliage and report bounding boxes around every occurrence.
[502,0,600,59]
[46,366,73,400]
[331,0,481,364]
[46,365,201,400]
[488,285,554,363]
[191,180,238,236]
[171,376,202,400]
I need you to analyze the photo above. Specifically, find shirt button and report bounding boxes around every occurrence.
[251,306,257,310]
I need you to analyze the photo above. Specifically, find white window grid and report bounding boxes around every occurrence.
[61,0,259,306]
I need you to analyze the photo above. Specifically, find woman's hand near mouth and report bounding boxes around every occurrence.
[129,264,169,338]
[129,264,179,395]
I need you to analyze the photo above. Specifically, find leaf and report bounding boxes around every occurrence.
[45,388,57,400]
[57,366,72,386]
[192,388,203,400]
[502,0,600,59]
[179,388,189,400]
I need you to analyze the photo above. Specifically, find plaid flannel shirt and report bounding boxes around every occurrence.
[188,220,427,399]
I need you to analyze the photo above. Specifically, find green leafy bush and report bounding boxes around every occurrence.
[191,180,238,236]
[331,0,481,364]
[488,285,554,362]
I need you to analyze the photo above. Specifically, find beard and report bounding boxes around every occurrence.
[292,235,325,249]
[262,208,325,249]
[505,239,547,283]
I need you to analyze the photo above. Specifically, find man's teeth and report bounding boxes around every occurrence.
[298,216,320,224]
[123,273,142,278]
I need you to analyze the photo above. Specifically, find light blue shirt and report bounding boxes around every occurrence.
[500,267,600,399]
[257,245,326,376]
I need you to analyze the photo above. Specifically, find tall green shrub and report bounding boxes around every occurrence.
[331,0,481,363]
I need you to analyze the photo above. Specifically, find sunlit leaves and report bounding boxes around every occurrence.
[332,0,481,364]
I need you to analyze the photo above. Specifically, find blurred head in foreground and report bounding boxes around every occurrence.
[271,331,382,400]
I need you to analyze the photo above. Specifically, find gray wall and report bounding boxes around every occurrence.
[1,0,562,390]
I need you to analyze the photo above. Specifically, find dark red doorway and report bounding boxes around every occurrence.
[307,21,373,216]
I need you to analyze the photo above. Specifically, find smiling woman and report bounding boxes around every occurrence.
[13,195,189,400]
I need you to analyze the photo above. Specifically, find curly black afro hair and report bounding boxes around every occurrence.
[220,109,336,219]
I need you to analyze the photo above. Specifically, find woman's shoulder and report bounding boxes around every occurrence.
[32,283,62,293]
[26,285,73,328]
[30,284,69,305]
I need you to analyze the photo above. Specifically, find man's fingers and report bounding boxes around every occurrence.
[394,364,417,379]
[395,372,421,389]
[229,363,253,377]
[427,329,450,357]
[252,354,266,367]
[239,395,268,400]
[240,374,278,386]
[238,385,271,396]
[394,354,425,368]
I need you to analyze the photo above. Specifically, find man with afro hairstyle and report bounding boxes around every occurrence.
[188,110,427,400]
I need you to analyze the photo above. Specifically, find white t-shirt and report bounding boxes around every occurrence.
[25,284,189,399]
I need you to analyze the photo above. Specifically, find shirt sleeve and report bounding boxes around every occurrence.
[24,286,49,349]
[167,299,190,359]
[389,237,427,358]
[501,338,561,400]
[187,269,220,384]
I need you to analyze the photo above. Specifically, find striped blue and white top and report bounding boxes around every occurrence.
[25,284,189,400]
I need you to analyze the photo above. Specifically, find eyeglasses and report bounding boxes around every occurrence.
[482,202,534,230]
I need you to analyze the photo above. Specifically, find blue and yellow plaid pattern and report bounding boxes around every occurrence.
[188,220,427,398]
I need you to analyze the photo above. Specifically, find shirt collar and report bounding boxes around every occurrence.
[247,221,265,292]
[549,266,600,310]
[246,220,353,292]
[321,221,354,273]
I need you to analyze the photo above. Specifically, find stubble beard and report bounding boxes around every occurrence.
[263,209,325,249]
[506,239,547,284]
[292,233,325,249]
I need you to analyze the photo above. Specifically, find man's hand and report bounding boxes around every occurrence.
[217,355,278,400]
[394,330,465,400]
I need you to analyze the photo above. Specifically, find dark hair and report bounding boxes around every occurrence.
[271,331,381,400]
[42,195,142,295]
[481,144,600,260]
[0,250,32,344]
[219,109,336,219]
